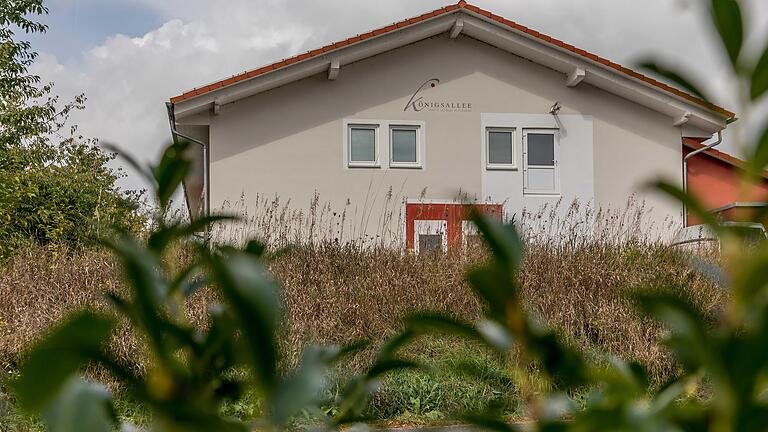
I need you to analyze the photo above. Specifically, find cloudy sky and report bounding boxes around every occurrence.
[25,0,768,191]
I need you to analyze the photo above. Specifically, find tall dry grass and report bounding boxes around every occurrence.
[213,189,407,248]
[0,198,722,388]
[0,244,216,378]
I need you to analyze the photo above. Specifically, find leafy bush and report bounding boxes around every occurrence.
[0,0,142,258]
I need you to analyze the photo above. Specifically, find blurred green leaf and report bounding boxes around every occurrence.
[167,262,204,298]
[12,312,115,412]
[101,143,153,186]
[476,319,514,351]
[731,244,768,327]
[720,332,768,410]
[407,312,479,337]
[444,359,515,389]
[752,44,768,99]
[638,61,709,100]
[147,215,233,252]
[104,292,138,324]
[334,378,384,425]
[200,306,239,371]
[208,250,281,391]
[104,235,178,368]
[154,140,192,210]
[751,127,768,173]
[601,357,650,396]
[711,0,743,68]
[338,340,370,357]
[41,378,115,432]
[406,312,514,351]
[270,345,341,426]
[466,265,517,322]
[376,328,416,361]
[538,393,578,423]
[471,210,524,269]
[367,358,422,378]
[528,329,588,389]
[648,380,689,417]
[243,239,268,257]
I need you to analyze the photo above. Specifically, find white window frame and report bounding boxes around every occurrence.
[389,124,422,168]
[461,220,480,247]
[523,129,560,195]
[414,220,448,254]
[485,127,517,170]
[346,123,380,168]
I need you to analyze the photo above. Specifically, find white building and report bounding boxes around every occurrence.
[166,1,734,250]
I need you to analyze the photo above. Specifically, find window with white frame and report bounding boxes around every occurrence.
[345,120,425,169]
[390,125,421,168]
[348,124,379,167]
[486,127,516,169]
[523,130,559,194]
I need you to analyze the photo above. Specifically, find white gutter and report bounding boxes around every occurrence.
[682,131,722,227]
[165,102,210,221]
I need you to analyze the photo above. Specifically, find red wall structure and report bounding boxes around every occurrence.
[684,138,768,225]
[405,203,503,250]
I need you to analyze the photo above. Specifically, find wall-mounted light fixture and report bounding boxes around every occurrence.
[549,100,561,116]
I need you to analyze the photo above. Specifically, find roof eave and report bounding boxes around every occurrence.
[172,9,460,118]
[171,5,733,132]
[455,7,732,131]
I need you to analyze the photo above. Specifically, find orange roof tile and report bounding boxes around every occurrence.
[169,1,736,120]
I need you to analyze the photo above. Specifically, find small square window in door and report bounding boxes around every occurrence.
[418,234,443,253]
[527,133,555,166]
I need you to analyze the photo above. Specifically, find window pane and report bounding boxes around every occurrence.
[527,168,555,191]
[350,128,375,162]
[392,129,417,163]
[419,234,442,253]
[527,133,554,166]
[488,131,513,165]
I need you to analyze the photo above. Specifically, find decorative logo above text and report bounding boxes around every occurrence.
[404,78,472,112]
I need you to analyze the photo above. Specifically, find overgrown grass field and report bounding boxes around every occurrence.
[0,205,723,428]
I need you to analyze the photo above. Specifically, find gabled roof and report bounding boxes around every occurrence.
[169,1,734,132]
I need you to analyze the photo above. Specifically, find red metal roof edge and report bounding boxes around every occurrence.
[169,1,735,119]
[683,137,767,178]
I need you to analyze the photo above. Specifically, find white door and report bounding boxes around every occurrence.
[523,130,559,194]
[414,220,448,254]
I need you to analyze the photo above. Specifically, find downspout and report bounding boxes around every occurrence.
[682,131,722,227]
[165,102,210,220]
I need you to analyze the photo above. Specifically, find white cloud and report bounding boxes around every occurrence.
[29,0,768,192]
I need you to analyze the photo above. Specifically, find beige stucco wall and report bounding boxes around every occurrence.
[203,34,682,243]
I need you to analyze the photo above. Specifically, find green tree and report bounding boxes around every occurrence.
[0,0,142,258]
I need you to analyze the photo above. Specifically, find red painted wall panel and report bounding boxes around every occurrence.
[405,203,503,250]
[684,146,768,225]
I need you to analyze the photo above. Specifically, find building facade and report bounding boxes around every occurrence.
[167,2,735,250]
